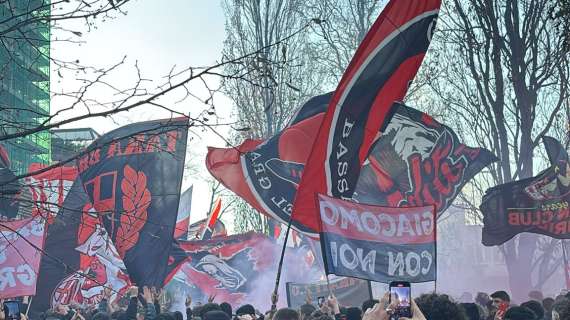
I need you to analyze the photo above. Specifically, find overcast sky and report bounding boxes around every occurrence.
[51,0,234,227]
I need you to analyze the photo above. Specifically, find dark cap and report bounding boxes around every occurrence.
[203,311,231,320]
[236,305,256,316]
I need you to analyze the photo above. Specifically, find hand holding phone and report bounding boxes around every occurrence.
[389,281,412,319]
[317,296,325,308]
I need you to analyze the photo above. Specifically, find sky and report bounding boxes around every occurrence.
[51,0,234,227]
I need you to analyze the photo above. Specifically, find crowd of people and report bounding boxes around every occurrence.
[1,288,569,320]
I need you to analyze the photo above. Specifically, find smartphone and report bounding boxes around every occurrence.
[389,281,412,319]
[496,302,508,320]
[317,296,325,307]
[3,301,21,320]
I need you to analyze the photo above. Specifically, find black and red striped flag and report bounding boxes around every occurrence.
[292,0,441,235]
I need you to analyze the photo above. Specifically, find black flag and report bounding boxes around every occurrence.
[78,117,188,286]
[481,136,570,246]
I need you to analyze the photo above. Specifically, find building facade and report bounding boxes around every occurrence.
[51,128,100,163]
[0,0,51,175]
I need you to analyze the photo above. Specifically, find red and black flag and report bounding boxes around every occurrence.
[33,173,131,314]
[208,99,495,234]
[292,0,441,234]
[481,136,570,246]
[317,194,436,283]
[77,117,189,286]
[174,186,193,240]
[202,198,222,240]
[353,104,498,213]
[206,93,331,234]
[165,232,315,310]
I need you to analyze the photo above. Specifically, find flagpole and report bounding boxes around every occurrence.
[271,216,294,316]
[25,296,32,318]
[562,240,570,290]
[325,274,332,297]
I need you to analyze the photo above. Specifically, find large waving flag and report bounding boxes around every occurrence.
[481,136,570,245]
[33,176,131,313]
[77,117,188,286]
[292,0,441,234]
[201,198,222,240]
[207,99,495,234]
[175,186,193,240]
[0,217,46,298]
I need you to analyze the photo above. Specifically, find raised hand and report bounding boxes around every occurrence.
[128,286,139,297]
[362,293,396,320]
[399,298,427,320]
[327,295,340,315]
[142,286,153,304]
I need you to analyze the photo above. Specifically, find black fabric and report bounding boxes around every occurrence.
[78,118,188,285]
[203,311,230,320]
[481,137,570,246]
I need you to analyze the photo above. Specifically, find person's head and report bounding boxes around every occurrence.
[475,292,490,306]
[552,298,570,320]
[203,310,230,320]
[173,311,184,320]
[220,303,232,318]
[193,305,203,319]
[200,304,221,319]
[235,305,256,318]
[273,308,299,320]
[415,293,467,320]
[460,303,480,320]
[503,306,537,320]
[528,291,544,302]
[309,310,332,320]
[110,310,124,320]
[521,301,544,320]
[299,304,316,320]
[345,307,361,320]
[361,300,378,314]
[491,291,511,308]
[92,313,111,320]
[542,298,554,312]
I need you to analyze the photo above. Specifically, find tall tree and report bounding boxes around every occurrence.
[221,0,324,233]
[414,0,569,297]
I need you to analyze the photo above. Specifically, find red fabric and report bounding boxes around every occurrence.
[0,217,46,298]
[206,139,265,214]
[292,0,441,233]
[26,164,78,223]
[317,194,435,244]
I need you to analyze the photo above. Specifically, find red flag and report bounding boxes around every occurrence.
[202,198,222,240]
[292,0,441,234]
[26,163,78,223]
[0,217,46,298]
[174,186,193,240]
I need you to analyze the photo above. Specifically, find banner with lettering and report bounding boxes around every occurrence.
[78,117,188,286]
[481,136,569,246]
[317,194,436,283]
[286,276,371,309]
[0,217,46,298]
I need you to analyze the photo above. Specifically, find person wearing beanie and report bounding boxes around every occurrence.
[204,311,231,320]
[235,305,256,318]
[220,303,232,318]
